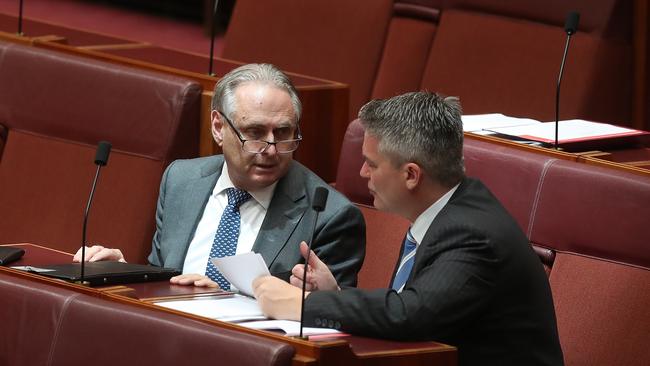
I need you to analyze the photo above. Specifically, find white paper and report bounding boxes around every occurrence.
[155,294,266,322]
[210,252,270,297]
[488,119,644,143]
[238,319,342,337]
[10,265,55,273]
[462,113,541,133]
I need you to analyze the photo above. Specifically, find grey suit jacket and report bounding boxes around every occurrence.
[304,178,563,366]
[147,155,366,287]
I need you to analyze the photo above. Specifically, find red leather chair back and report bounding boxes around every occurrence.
[550,252,650,366]
[530,160,650,268]
[0,41,201,263]
[357,204,410,289]
[420,9,632,126]
[223,0,393,121]
[334,119,372,205]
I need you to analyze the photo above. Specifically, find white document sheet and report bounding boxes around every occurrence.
[238,320,342,337]
[488,119,645,143]
[461,113,541,134]
[155,294,266,322]
[211,252,270,297]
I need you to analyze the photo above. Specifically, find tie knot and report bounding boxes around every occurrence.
[226,188,251,208]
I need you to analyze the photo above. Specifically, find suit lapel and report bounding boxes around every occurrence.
[252,164,308,267]
[172,159,223,266]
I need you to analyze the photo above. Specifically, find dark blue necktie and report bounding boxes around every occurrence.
[205,187,251,290]
[391,229,417,292]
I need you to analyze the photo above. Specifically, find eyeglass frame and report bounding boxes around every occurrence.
[217,110,303,154]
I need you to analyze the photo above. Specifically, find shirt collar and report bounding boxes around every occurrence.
[213,161,277,210]
[410,183,460,245]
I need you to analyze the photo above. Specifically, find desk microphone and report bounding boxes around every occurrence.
[79,141,111,285]
[554,11,580,149]
[298,187,329,339]
[208,0,221,76]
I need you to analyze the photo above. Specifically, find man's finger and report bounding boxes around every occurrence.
[300,241,324,269]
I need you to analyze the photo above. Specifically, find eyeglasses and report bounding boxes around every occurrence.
[218,111,302,154]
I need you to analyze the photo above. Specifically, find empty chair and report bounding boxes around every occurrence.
[0,41,201,263]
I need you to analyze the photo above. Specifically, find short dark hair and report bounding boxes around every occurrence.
[359,91,465,187]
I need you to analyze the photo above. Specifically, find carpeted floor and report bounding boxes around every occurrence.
[0,0,224,56]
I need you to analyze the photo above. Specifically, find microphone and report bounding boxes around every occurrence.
[554,11,580,149]
[79,141,111,285]
[17,0,24,35]
[208,0,221,76]
[298,186,329,339]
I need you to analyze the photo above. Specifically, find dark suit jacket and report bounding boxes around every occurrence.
[305,178,563,365]
[147,155,366,287]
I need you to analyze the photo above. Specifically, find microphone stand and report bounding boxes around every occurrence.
[298,213,319,339]
[78,141,111,286]
[554,12,579,150]
[17,0,24,36]
[79,164,103,285]
[297,187,328,339]
[208,0,220,76]
[555,34,573,150]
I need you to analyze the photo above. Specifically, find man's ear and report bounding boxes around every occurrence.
[211,110,224,147]
[404,162,422,191]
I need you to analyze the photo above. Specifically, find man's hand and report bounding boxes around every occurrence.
[253,275,303,321]
[73,245,125,263]
[169,274,220,288]
[290,241,340,291]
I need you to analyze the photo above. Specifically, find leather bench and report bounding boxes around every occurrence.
[0,270,295,366]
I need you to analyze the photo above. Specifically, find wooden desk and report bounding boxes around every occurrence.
[2,243,457,366]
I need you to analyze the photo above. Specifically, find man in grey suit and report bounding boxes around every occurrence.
[74,63,365,289]
[253,91,563,366]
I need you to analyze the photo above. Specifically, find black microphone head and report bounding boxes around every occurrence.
[312,187,329,212]
[94,141,112,166]
[564,12,580,35]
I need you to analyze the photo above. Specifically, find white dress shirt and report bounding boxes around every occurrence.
[409,183,460,247]
[182,162,277,275]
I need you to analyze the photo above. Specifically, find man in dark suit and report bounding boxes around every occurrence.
[254,91,564,365]
[74,63,365,288]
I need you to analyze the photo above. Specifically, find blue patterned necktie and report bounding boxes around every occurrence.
[391,229,417,292]
[205,187,252,290]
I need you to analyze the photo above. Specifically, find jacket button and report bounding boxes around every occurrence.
[328,320,334,328]
[334,322,341,329]
[314,318,321,326]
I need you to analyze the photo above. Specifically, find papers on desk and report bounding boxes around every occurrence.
[154,295,342,337]
[487,119,648,144]
[239,320,343,337]
[211,252,270,297]
[155,294,266,322]
[462,113,541,135]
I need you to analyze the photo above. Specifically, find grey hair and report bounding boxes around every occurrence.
[359,91,465,187]
[211,63,302,123]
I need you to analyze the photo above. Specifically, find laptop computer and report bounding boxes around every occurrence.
[24,261,180,287]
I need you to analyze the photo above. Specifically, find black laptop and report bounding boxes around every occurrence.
[26,261,180,286]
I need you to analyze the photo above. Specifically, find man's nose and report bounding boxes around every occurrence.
[360,161,369,178]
